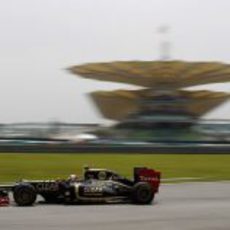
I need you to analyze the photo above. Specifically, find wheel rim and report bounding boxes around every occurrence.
[15,187,36,205]
[137,188,151,202]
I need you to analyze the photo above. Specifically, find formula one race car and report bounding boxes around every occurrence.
[0,167,161,206]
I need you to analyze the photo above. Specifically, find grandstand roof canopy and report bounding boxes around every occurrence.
[90,90,230,120]
[69,60,230,88]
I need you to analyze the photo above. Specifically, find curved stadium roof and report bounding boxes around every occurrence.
[69,60,230,88]
[90,90,230,120]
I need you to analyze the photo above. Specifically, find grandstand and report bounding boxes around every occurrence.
[69,60,230,143]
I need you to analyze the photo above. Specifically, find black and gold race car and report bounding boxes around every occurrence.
[0,167,161,206]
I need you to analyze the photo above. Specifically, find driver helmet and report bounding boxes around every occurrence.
[68,174,77,182]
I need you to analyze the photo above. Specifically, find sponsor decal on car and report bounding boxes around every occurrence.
[35,182,59,192]
[139,176,157,182]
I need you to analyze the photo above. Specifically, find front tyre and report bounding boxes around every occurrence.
[132,182,154,204]
[13,184,37,206]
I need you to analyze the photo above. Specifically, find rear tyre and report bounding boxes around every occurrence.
[132,182,154,204]
[13,184,37,206]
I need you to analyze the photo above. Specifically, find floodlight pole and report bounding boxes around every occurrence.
[157,26,171,61]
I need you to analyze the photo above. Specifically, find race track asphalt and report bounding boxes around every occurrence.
[0,182,230,230]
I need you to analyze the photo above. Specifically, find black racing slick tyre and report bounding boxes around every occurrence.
[132,182,154,204]
[13,184,37,206]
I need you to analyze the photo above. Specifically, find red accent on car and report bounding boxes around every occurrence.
[0,193,10,207]
[0,196,10,207]
[134,167,161,192]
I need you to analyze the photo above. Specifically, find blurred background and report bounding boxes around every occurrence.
[0,0,229,150]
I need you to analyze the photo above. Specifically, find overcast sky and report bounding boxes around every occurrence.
[0,0,229,124]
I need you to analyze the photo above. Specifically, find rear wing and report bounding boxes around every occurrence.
[134,167,161,192]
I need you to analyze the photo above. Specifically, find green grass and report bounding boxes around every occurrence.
[0,153,230,182]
